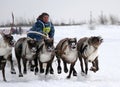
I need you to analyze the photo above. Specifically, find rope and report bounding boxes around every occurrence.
[27,31,49,39]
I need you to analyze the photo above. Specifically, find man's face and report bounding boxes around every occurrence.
[43,15,49,23]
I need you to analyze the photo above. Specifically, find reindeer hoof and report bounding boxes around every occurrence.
[73,71,77,76]
[35,67,38,73]
[11,70,16,74]
[81,72,87,76]
[57,66,62,74]
[66,76,71,79]
[11,71,16,74]
[40,69,44,73]
[19,74,23,77]
[30,67,34,72]
[64,68,68,73]
[23,71,27,74]
[58,70,61,74]
[50,70,54,74]
[90,67,97,72]
[3,79,7,82]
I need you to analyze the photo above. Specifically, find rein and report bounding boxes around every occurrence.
[27,31,49,39]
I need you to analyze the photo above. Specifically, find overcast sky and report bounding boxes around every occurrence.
[0,0,120,24]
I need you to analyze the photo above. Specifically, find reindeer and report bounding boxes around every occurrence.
[77,36,103,75]
[0,32,16,81]
[14,37,38,77]
[37,38,55,75]
[55,38,78,78]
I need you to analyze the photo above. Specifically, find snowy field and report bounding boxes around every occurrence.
[0,25,120,87]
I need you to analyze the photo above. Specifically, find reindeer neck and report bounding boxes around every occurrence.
[0,38,8,48]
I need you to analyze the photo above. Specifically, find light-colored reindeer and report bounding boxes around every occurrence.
[0,31,16,81]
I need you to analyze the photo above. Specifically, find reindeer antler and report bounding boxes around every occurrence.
[0,29,6,37]
[0,29,12,36]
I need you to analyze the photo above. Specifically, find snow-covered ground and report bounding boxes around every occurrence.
[0,25,120,87]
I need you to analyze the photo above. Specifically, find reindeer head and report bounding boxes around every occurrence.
[89,36,103,48]
[1,32,15,47]
[68,38,77,50]
[27,39,38,54]
[44,38,54,52]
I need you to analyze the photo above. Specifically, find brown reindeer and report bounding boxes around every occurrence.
[0,32,16,81]
[77,36,103,75]
[55,38,78,78]
[37,38,55,75]
[14,37,38,77]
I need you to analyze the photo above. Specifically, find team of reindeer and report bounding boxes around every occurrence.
[0,31,103,81]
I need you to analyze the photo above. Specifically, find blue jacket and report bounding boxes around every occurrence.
[27,20,55,41]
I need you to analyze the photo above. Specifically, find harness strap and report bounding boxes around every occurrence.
[81,38,97,59]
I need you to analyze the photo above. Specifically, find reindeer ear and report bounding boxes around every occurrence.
[88,37,92,45]
[97,36,103,42]
[74,38,77,43]
[98,36,102,39]
[67,38,70,41]
[27,38,33,44]
[27,39,30,44]
[90,36,94,39]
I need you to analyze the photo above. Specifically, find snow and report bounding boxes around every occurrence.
[0,25,120,87]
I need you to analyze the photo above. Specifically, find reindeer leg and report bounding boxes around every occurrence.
[67,62,75,79]
[50,65,54,74]
[95,57,99,71]
[34,57,38,75]
[78,53,85,74]
[45,63,50,75]
[57,58,62,74]
[73,67,77,76]
[22,58,27,74]
[28,60,34,71]
[50,62,54,74]
[17,58,23,77]
[2,68,6,81]
[2,62,7,81]
[84,58,88,75]
[90,57,99,72]
[63,61,68,73]
[8,54,16,74]
[39,61,44,73]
